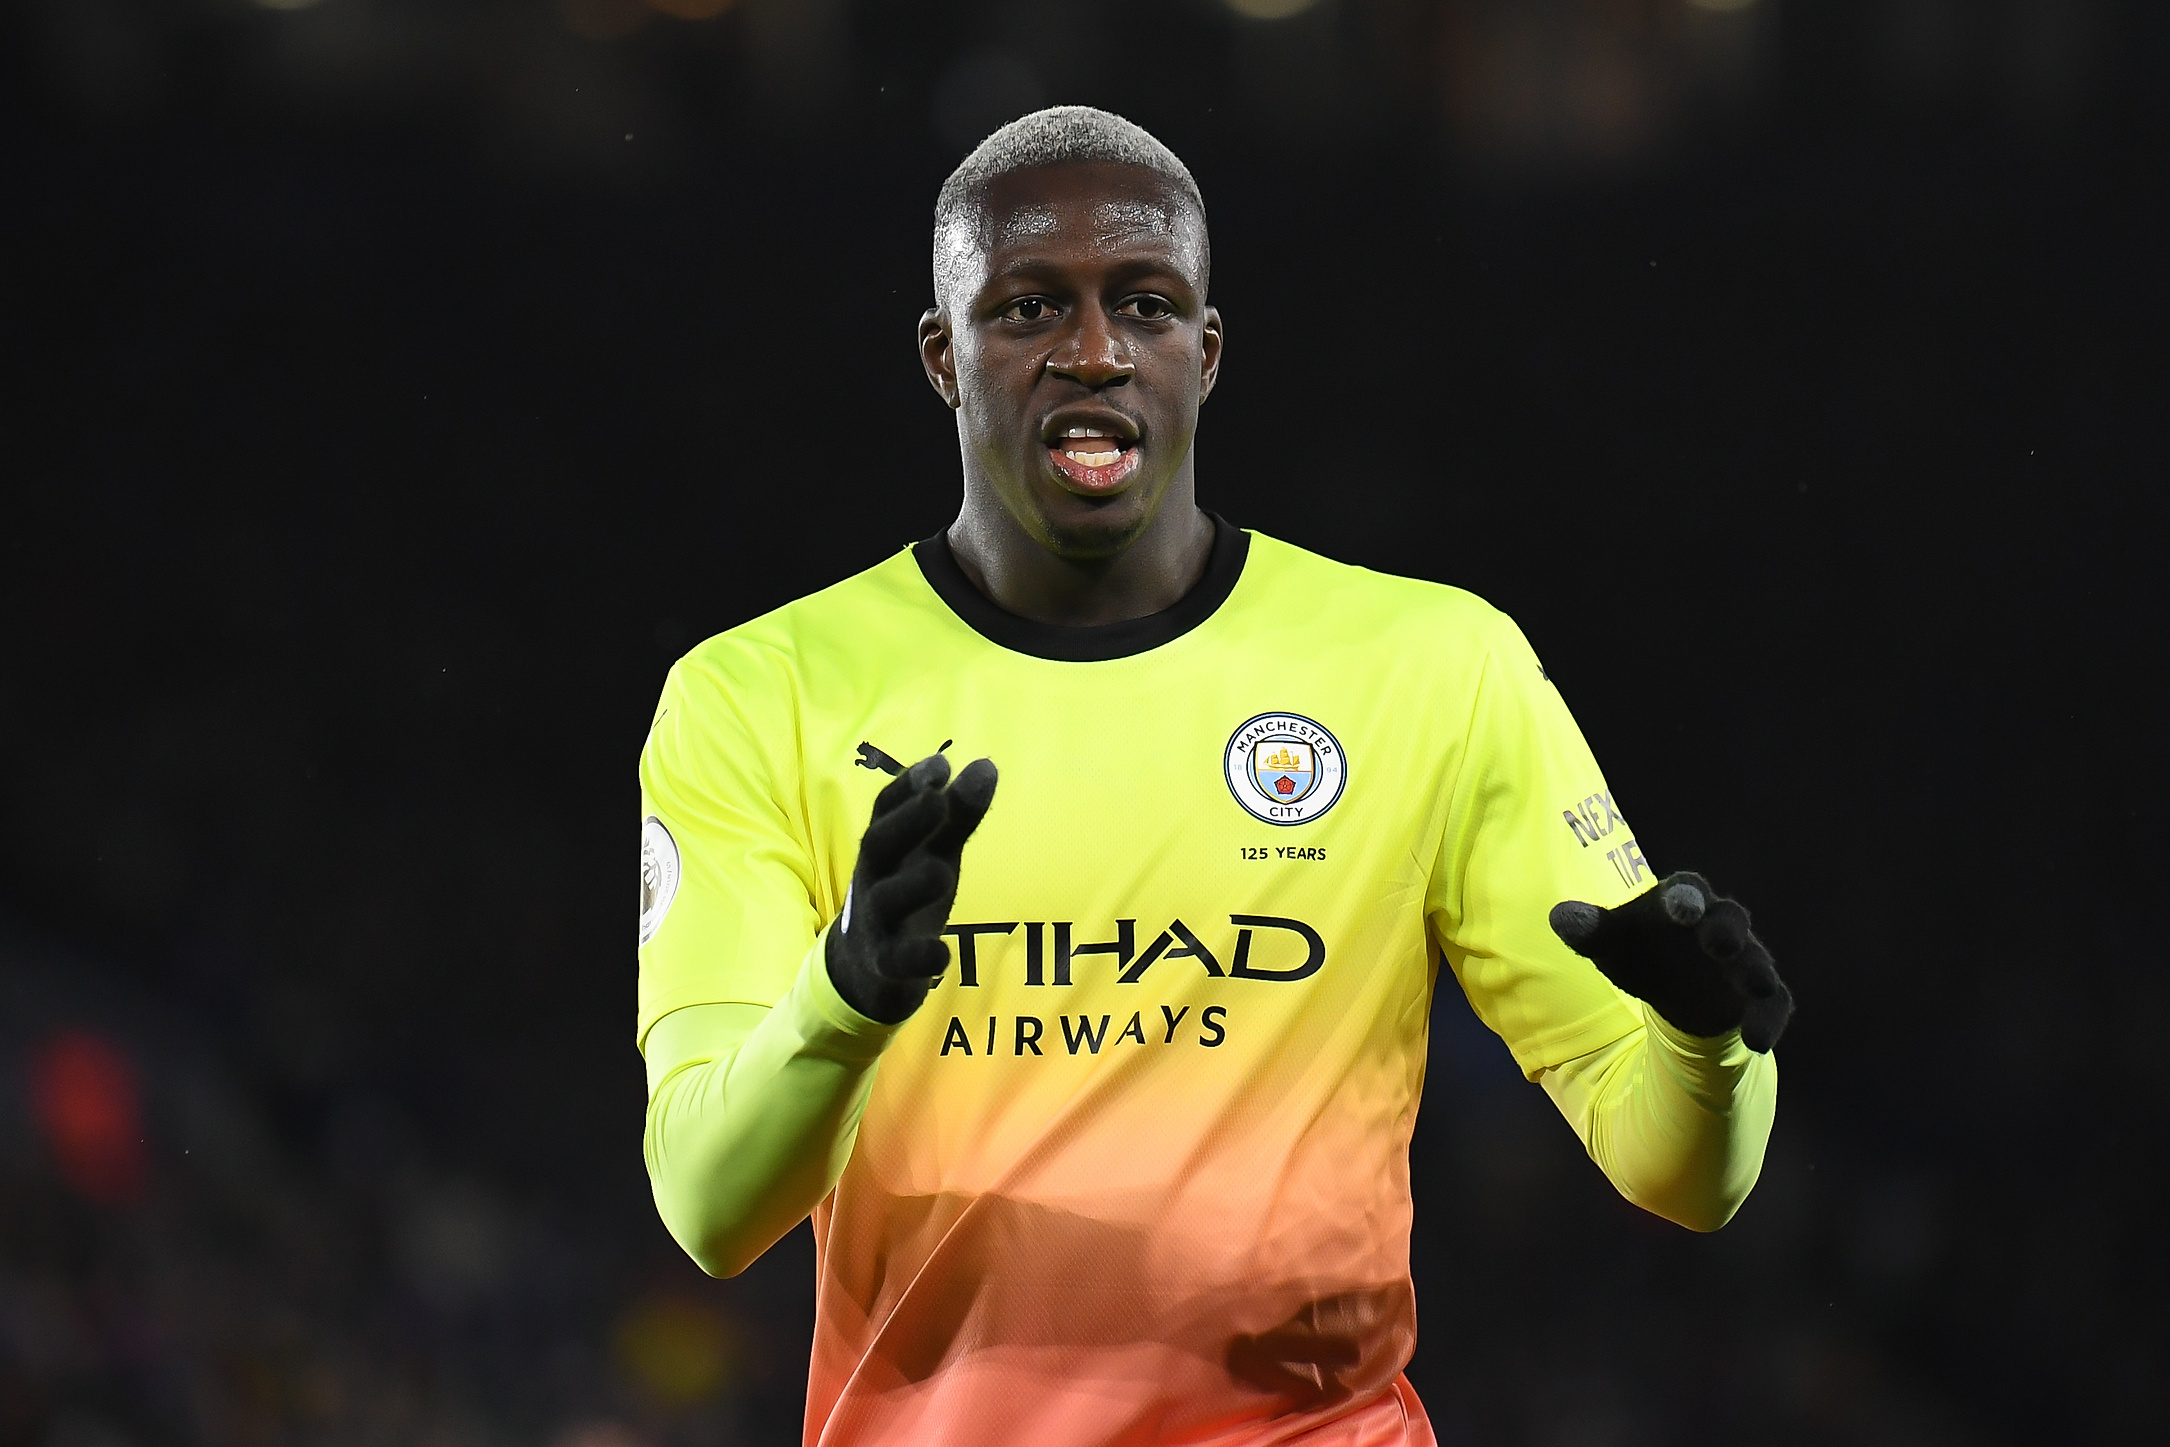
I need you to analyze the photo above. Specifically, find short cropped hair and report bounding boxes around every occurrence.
[933,106,1209,310]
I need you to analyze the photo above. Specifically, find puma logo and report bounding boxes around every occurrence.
[854,739,952,777]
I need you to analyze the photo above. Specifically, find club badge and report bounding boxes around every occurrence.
[1224,713,1347,826]
[640,815,681,946]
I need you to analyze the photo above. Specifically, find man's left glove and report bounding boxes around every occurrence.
[1549,871,1794,1052]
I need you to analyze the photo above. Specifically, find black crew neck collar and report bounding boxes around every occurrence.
[912,512,1250,663]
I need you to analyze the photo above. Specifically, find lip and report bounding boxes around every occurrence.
[1047,442,1144,494]
[1040,406,1143,495]
[1038,406,1141,448]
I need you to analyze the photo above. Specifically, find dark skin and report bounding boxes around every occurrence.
[917,162,1222,627]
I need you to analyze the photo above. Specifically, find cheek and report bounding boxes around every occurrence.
[953,344,1031,431]
[1144,344,1208,407]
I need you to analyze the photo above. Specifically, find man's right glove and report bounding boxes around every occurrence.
[825,753,998,1024]
[1549,871,1794,1052]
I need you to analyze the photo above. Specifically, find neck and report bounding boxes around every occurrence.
[945,484,1216,628]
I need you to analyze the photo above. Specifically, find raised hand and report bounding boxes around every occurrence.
[1549,872,1793,1052]
[825,753,999,1024]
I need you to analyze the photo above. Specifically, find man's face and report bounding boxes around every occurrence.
[920,163,1222,559]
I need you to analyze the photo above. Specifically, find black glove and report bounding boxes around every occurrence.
[825,752,998,1024]
[1549,871,1793,1052]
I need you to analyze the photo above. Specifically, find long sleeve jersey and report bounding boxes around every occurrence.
[635,518,1777,1447]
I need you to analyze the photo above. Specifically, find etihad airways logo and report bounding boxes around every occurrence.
[937,914,1326,986]
[927,915,1324,1060]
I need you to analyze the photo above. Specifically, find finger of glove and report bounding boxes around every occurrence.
[1554,889,1708,1015]
[862,852,956,937]
[1719,934,1781,1000]
[924,758,999,861]
[865,754,952,825]
[1549,900,1608,955]
[894,897,962,946]
[1614,873,1721,942]
[1655,871,1714,926]
[868,764,927,820]
[906,753,952,791]
[893,866,964,943]
[1549,892,1670,958]
[1549,904,1668,1011]
[1722,938,1792,1050]
[874,933,951,984]
[1695,898,1754,963]
[855,785,950,881]
[1739,972,1794,1053]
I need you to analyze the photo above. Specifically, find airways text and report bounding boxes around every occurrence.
[937,1005,1230,1057]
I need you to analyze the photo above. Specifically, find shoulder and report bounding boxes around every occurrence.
[1239,529,1522,649]
[668,548,934,699]
[646,549,941,773]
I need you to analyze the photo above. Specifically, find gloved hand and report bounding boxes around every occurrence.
[826,752,998,1024]
[1549,871,1793,1052]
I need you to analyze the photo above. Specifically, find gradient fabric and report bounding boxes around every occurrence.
[639,528,1683,1446]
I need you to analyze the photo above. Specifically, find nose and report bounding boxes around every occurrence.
[1045,306,1135,390]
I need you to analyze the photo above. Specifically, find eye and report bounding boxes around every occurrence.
[1000,297,1057,322]
[1117,295,1176,321]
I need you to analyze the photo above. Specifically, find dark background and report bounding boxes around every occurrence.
[3,2,2163,1444]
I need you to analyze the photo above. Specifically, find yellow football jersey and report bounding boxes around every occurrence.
[638,517,1657,1446]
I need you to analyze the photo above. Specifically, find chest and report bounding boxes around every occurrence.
[795,655,1462,1001]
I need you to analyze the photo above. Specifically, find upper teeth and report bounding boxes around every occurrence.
[1064,426,1111,438]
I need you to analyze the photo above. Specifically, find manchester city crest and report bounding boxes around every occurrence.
[1223,714,1346,825]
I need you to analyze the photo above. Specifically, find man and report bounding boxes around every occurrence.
[637,107,1789,1447]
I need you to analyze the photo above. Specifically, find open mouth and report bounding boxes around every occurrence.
[1046,426,1142,492]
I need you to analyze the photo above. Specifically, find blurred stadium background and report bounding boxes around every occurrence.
[2,2,2163,1444]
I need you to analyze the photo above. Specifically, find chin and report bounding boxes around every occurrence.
[1031,486,1160,561]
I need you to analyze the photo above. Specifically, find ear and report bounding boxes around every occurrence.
[1198,305,1224,404]
[918,308,960,409]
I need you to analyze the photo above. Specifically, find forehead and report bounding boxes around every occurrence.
[944,163,1207,293]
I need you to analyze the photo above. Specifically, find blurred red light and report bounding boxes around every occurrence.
[28,1031,148,1205]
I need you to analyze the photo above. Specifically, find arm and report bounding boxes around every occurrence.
[643,947,895,1278]
[643,752,998,1276]
[1428,612,1788,1229]
[637,649,996,1276]
[1543,871,1793,1228]
[1537,1003,1777,1232]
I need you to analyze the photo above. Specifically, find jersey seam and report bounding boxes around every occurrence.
[1510,999,1644,1078]
[1428,614,1502,925]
